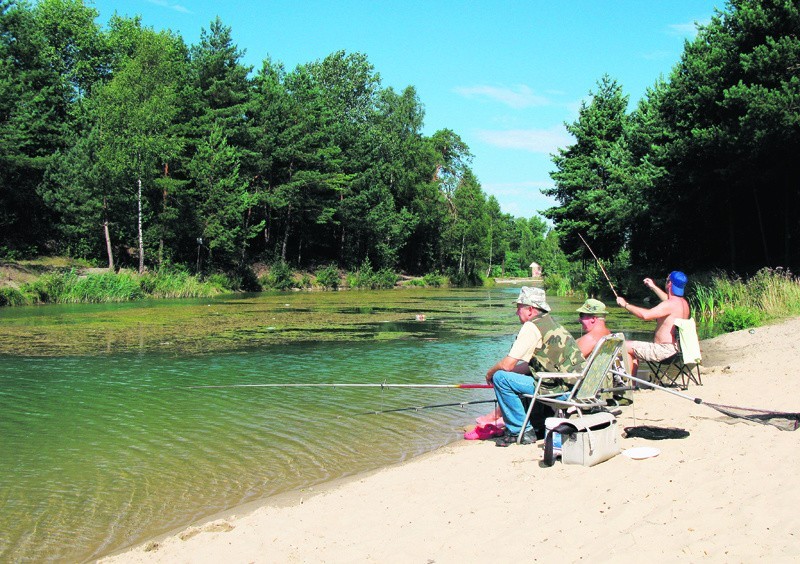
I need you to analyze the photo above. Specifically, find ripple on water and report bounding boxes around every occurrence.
[0,288,658,561]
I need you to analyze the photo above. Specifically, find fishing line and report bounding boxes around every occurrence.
[186,382,493,390]
[348,399,498,417]
[614,369,800,431]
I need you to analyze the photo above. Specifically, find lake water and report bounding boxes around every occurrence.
[0,287,654,562]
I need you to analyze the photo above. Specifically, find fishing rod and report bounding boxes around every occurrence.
[350,398,498,417]
[612,369,701,403]
[578,233,619,298]
[186,382,494,390]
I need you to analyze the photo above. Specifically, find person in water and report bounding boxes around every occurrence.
[575,298,611,358]
[485,286,585,445]
[615,271,690,376]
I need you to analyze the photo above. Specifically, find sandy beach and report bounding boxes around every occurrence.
[100,318,800,563]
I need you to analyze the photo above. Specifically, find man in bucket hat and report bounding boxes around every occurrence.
[575,298,611,358]
[485,286,585,445]
[616,271,690,376]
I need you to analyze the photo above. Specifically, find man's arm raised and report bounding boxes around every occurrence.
[644,277,669,302]
[616,296,671,321]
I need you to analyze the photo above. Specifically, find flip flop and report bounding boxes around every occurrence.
[464,424,505,440]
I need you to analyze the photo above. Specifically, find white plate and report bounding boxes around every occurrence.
[622,446,661,460]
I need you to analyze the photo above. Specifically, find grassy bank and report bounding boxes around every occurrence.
[0,259,455,307]
[688,268,800,332]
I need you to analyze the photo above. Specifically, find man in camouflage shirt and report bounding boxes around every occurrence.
[485,286,586,445]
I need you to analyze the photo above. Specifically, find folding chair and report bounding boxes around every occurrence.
[644,318,702,389]
[517,333,626,444]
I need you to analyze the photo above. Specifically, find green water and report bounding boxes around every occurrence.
[0,287,654,562]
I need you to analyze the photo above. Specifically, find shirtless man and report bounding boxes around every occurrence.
[615,271,690,376]
[575,298,611,358]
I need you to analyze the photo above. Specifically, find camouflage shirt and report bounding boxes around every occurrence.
[528,313,586,374]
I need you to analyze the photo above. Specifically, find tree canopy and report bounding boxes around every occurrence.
[547,0,800,276]
[2,0,796,290]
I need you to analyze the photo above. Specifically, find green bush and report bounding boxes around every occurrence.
[261,261,295,290]
[372,268,398,289]
[718,307,762,332]
[204,273,233,292]
[422,273,446,287]
[315,265,340,290]
[448,270,482,287]
[350,259,375,289]
[543,272,574,296]
[26,271,72,302]
[0,286,28,306]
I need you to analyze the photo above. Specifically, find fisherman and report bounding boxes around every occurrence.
[615,271,690,376]
[575,298,611,358]
[485,287,585,445]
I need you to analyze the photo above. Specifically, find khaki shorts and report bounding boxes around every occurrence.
[628,341,679,362]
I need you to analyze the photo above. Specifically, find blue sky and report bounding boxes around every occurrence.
[90,0,723,219]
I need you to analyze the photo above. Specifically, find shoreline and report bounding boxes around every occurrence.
[100,318,800,562]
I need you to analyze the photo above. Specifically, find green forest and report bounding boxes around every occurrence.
[1,0,798,292]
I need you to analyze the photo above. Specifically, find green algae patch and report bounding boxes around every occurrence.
[0,288,516,357]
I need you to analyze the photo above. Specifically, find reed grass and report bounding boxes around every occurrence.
[689,268,800,331]
[140,271,226,298]
[4,269,226,306]
[543,272,574,296]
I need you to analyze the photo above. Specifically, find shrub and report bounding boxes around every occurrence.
[543,272,573,296]
[0,286,28,306]
[718,307,762,332]
[422,273,446,287]
[261,261,295,290]
[372,268,398,289]
[204,273,233,292]
[448,270,482,287]
[315,265,340,290]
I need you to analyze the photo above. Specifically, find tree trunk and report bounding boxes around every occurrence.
[459,234,466,274]
[281,205,292,262]
[138,178,144,274]
[159,163,169,269]
[102,196,115,270]
[240,205,252,267]
[486,225,493,277]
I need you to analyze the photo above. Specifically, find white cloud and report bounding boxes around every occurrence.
[147,0,191,14]
[474,126,573,154]
[482,181,558,218]
[668,18,710,37]
[453,84,550,109]
[641,50,672,61]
